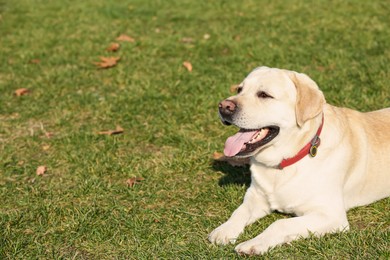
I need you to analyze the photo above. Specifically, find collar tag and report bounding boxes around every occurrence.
[309,136,320,157]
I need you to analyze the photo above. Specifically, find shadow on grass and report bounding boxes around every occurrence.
[211,160,251,187]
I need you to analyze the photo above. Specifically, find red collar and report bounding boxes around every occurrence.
[278,115,324,169]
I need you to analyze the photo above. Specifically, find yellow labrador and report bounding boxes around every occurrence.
[209,66,390,255]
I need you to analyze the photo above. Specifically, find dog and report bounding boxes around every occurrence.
[208,66,390,255]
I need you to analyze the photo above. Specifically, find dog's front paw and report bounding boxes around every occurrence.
[208,222,243,245]
[235,238,270,255]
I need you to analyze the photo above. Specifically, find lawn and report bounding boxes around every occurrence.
[0,0,389,258]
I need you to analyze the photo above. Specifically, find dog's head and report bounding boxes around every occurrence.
[219,67,325,164]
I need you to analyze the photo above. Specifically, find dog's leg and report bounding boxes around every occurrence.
[235,211,349,255]
[208,186,271,245]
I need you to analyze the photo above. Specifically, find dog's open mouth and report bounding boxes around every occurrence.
[224,126,279,157]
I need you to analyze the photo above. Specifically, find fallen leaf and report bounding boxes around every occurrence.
[182,61,192,72]
[213,152,224,160]
[230,84,239,93]
[98,125,124,136]
[95,57,120,69]
[213,152,250,167]
[36,165,47,176]
[44,132,54,138]
[42,144,50,151]
[15,88,30,96]
[106,42,120,52]
[126,177,145,187]
[116,34,135,42]
[29,59,41,64]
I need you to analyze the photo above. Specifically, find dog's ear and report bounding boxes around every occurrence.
[286,71,325,127]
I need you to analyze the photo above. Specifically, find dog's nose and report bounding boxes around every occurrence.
[219,100,237,115]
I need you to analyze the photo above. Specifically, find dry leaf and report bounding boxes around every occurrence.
[44,132,54,138]
[116,34,135,42]
[98,126,124,136]
[106,42,120,52]
[230,84,239,93]
[15,88,30,96]
[182,61,192,72]
[126,177,144,187]
[95,57,120,69]
[213,152,250,167]
[29,59,41,64]
[213,152,224,161]
[42,144,50,151]
[36,165,47,176]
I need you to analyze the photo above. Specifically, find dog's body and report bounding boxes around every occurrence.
[209,67,390,255]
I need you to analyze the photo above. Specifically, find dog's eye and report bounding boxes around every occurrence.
[257,91,273,99]
[237,87,243,94]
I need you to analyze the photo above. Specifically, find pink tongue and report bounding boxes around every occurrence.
[224,130,258,157]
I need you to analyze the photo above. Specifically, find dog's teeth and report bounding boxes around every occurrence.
[248,129,268,144]
[248,131,261,144]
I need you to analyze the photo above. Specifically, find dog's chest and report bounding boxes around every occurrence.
[251,166,309,215]
[266,190,300,214]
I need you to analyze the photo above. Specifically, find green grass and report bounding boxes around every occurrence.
[1,0,389,258]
